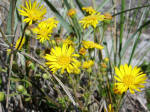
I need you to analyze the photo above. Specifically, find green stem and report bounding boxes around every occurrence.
[128,31,142,65]
[6,54,14,109]
[119,0,125,66]
[106,74,112,104]
[116,93,125,112]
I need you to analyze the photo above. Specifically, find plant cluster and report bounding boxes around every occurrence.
[0,0,149,111]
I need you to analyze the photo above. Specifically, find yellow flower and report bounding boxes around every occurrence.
[73,61,81,74]
[63,37,74,46]
[79,47,87,55]
[104,57,109,63]
[82,60,94,69]
[7,37,25,54]
[82,6,96,15]
[104,13,112,20]
[82,41,104,50]
[15,36,26,50]
[79,13,105,29]
[105,104,114,112]
[32,18,58,43]
[41,17,58,28]
[113,84,122,95]
[44,44,80,74]
[67,8,76,17]
[114,64,147,94]
[18,0,47,25]
[101,63,107,68]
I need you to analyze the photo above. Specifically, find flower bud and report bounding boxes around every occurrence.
[42,73,50,80]
[17,85,25,92]
[104,57,109,63]
[0,92,5,102]
[67,9,76,17]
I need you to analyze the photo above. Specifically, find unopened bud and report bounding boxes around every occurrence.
[17,85,25,93]
[0,92,5,102]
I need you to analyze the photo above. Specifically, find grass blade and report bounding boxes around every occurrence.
[6,0,17,35]
[75,0,84,14]
[96,0,110,11]
[118,0,125,65]
[121,20,150,60]
[128,8,148,65]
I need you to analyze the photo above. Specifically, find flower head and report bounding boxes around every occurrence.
[101,63,107,68]
[19,0,47,25]
[104,57,109,63]
[104,13,112,20]
[82,41,104,50]
[114,64,147,94]
[63,37,74,46]
[82,60,94,69]
[67,8,76,17]
[79,47,87,55]
[42,17,58,28]
[15,36,26,50]
[79,13,104,29]
[73,61,81,74]
[44,44,80,74]
[113,84,122,95]
[32,17,58,43]
[82,6,96,15]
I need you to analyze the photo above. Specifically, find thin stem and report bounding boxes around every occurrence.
[106,76,113,104]
[112,4,150,17]
[6,54,14,109]
[116,93,125,112]
[113,0,117,65]
[119,0,125,66]
[0,26,11,47]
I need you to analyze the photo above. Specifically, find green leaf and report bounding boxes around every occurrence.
[9,93,19,97]
[128,8,148,64]
[63,0,83,43]
[10,77,21,82]
[25,97,31,102]
[118,0,126,65]
[21,79,32,87]
[64,0,71,9]
[121,20,150,61]
[6,0,17,35]
[75,0,84,14]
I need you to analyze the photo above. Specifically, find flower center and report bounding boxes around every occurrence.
[29,9,40,20]
[123,74,135,85]
[88,16,97,21]
[57,55,71,66]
